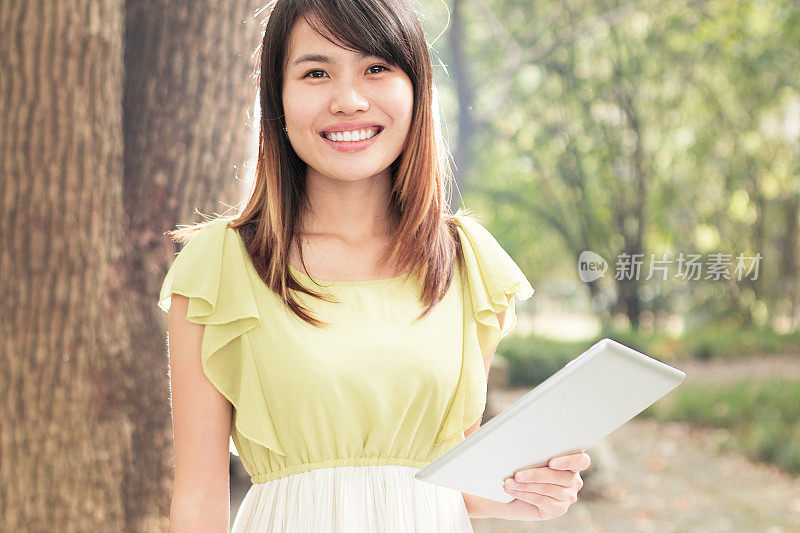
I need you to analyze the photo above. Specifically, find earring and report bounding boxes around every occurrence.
[283,124,288,134]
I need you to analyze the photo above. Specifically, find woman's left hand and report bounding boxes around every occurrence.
[500,449,591,521]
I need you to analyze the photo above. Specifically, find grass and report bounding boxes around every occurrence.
[642,378,800,474]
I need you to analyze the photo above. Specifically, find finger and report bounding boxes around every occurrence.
[504,487,572,518]
[549,451,591,471]
[550,451,586,465]
[514,467,580,487]
[505,483,560,503]
[504,479,577,503]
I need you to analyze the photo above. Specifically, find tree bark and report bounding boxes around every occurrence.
[0,1,131,530]
[1,1,263,529]
[123,1,263,530]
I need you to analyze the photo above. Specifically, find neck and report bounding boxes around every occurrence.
[300,166,395,241]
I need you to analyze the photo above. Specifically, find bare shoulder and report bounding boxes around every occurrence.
[167,293,203,337]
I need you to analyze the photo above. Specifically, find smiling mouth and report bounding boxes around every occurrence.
[319,126,384,142]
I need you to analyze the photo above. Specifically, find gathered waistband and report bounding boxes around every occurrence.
[249,456,433,484]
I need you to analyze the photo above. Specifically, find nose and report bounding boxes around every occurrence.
[329,80,369,115]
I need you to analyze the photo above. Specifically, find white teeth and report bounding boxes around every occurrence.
[324,128,380,142]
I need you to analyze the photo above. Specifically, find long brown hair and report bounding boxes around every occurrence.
[165,0,471,329]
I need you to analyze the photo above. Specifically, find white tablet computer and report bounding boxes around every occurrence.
[415,338,686,503]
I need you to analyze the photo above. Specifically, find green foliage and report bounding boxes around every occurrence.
[499,335,594,387]
[645,379,800,474]
[677,326,800,360]
[435,0,800,331]
[500,326,800,386]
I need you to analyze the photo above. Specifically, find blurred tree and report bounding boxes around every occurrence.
[436,0,800,333]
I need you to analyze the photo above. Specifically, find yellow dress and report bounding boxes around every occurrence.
[157,213,534,532]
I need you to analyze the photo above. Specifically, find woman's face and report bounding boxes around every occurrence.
[282,17,414,183]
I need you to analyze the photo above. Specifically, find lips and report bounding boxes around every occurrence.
[319,119,384,134]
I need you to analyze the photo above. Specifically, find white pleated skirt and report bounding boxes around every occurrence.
[230,464,474,532]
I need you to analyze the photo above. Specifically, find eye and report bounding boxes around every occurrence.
[302,64,391,79]
[303,69,327,79]
[367,64,390,74]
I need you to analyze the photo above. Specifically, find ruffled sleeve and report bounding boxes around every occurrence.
[157,218,287,457]
[434,214,535,447]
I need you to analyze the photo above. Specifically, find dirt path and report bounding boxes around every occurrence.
[474,386,800,532]
[673,353,800,384]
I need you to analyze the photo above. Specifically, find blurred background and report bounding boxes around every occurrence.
[2,0,798,531]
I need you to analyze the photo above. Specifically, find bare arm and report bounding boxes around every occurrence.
[463,311,505,440]
[167,294,233,532]
[462,311,509,519]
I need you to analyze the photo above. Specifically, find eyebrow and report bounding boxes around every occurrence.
[292,51,372,66]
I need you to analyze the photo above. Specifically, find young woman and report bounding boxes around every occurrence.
[159,0,590,531]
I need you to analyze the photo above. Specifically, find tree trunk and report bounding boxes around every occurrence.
[448,0,475,195]
[780,194,799,328]
[1,1,263,529]
[123,1,263,530]
[0,1,131,530]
